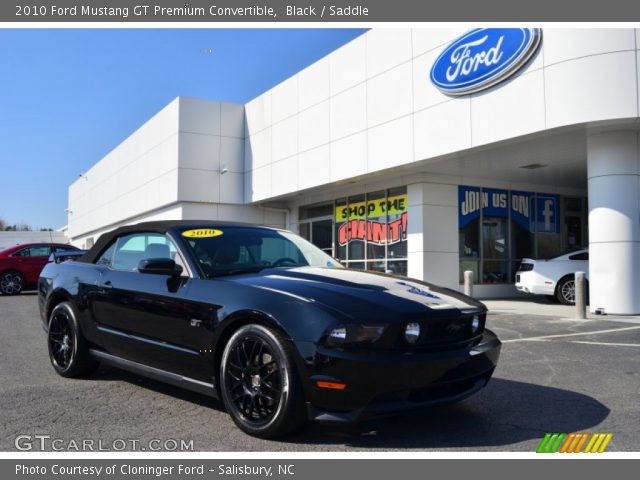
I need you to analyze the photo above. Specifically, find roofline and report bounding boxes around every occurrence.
[80,220,285,264]
[2,242,72,248]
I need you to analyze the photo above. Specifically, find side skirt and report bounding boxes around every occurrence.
[89,349,217,399]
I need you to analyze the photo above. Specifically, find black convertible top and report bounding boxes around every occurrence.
[80,220,277,264]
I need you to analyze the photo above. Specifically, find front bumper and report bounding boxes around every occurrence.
[297,329,501,423]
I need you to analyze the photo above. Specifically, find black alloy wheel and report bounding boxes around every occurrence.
[220,324,305,438]
[47,302,98,377]
[49,307,76,371]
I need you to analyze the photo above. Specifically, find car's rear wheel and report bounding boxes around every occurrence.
[48,302,98,377]
[556,276,576,305]
[220,324,306,438]
[0,271,24,295]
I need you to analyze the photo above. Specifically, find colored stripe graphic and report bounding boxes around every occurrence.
[584,434,599,453]
[536,433,566,453]
[550,433,566,452]
[537,433,613,453]
[584,433,614,453]
[573,433,590,453]
[559,433,575,453]
[536,433,552,453]
[598,434,613,453]
[561,432,588,453]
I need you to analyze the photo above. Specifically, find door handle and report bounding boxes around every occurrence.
[99,281,113,290]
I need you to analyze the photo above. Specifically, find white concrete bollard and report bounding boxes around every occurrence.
[575,271,587,320]
[464,270,474,297]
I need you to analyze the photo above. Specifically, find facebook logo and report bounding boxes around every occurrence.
[536,195,559,233]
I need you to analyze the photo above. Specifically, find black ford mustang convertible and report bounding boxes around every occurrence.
[38,221,500,438]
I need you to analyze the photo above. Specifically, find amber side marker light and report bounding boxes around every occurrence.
[316,381,347,390]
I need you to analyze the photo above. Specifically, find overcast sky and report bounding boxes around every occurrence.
[0,28,366,229]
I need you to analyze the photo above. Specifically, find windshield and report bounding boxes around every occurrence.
[179,227,343,278]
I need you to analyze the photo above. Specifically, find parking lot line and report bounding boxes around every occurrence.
[502,325,640,343]
[569,341,640,348]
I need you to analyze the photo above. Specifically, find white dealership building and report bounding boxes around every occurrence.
[67,28,640,314]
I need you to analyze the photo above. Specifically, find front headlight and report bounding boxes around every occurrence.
[471,314,481,333]
[326,324,386,347]
[328,327,347,343]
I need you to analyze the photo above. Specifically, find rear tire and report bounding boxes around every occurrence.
[47,302,98,378]
[0,271,24,295]
[556,277,576,305]
[220,324,306,438]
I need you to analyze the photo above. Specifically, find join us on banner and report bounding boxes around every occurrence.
[458,186,559,233]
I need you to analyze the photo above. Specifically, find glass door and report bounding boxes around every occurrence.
[299,207,335,258]
[482,217,509,284]
[311,219,333,256]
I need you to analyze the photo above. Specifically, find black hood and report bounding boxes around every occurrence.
[225,267,485,322]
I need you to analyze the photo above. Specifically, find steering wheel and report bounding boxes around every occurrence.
[271,257,298,267]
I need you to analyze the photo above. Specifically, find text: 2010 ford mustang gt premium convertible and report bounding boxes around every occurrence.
[38,221,500,438]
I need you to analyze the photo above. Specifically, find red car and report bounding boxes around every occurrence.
[0,243,79,295]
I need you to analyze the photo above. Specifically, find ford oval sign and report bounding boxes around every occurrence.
[430,28,541,96]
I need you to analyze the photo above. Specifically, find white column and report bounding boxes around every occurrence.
[587,131,640,315]
[407,182,459,289]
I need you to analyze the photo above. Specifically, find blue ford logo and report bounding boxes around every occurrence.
[430,28,541,96]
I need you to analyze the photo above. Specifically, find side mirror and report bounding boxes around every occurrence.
[138,258,183,277]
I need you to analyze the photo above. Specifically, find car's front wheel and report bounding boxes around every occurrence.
[0,271,24,295]
[48,302,98,377]
[220,324,306,438]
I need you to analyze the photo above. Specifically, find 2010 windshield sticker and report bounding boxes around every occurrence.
[182,229,223,238]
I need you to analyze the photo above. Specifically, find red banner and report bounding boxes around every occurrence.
[337,212,408,246]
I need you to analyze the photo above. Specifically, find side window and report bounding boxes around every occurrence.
[96,243,117,267]
[30,246,52,257]
[104,232,185,273]
[14,246,51,257]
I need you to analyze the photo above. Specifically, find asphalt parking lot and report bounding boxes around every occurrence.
[1,294,639,452]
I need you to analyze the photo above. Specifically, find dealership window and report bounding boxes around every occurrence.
[345,194,366,262]
[458,186,579,284]
[563,197,588,252]
[299,187,408,276]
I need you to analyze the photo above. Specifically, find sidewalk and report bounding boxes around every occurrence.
[482,298,640,324]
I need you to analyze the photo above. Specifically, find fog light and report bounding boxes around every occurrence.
[405,322,421,344]
[329,327,347,344]
[471,315,480,333]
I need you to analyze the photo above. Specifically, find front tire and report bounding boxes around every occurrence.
[0,271,24,295]
[47,302,98,378]
[220,324,306,438]
[556,276,576,305]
